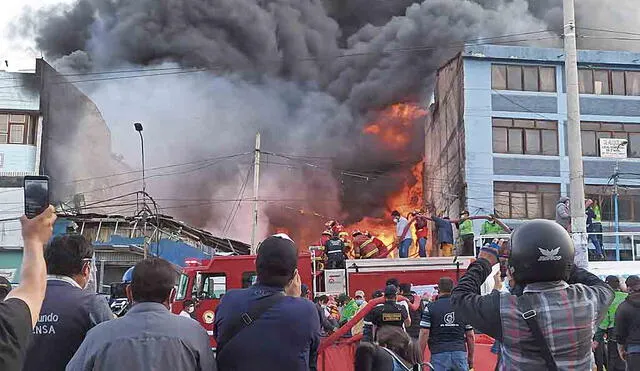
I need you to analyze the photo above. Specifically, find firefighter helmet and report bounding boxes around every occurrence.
[352,230,362,237]
[339,231,349,238]
[322,230,332,236]
[508,219,575,284]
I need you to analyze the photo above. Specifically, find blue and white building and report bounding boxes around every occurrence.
[425,44,640,260]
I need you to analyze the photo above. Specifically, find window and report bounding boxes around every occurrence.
[492,64,556,92]
[492,118,559,155]
[0,113,36,144]
[494,182,560,219]
[242,272,257,288]
[176,274,189,301]
[192,273,226,300]
[581,121,640,158]
[578,68,640,96]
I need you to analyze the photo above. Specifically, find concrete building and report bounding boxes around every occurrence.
[426,44,640,260]
[0,59,133,282]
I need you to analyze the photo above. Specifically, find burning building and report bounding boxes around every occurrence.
[15,0,640,248]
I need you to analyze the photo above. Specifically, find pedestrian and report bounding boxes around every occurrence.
[66,258,215,371]
[0,276,12,301]
[315,295,338,335]
[586,199,605,260]
[480,215,504,247]
[355,326,424,371]
[325,232,346,269]
[592,200,604,247]
[0,207,56,370]
[399,283,423,342]
[431,212,454,257]
[386,278,410,318]
[555,196,571,232]
[392,211,412,258]
[419,277,475,371]
[23,234,114,371]
[594,276,628,371]
[451,219,614,370]
[337,293,359,326]
[614,275,640,371]
[351,290,368,335]
[213,234,320,371]
[179,299,196,319]
[363,285,411,342]
[456,210,474,257]
[412,211,429,258]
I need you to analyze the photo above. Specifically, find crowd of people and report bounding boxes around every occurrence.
[318,211,509,268]
[0,206,638,371]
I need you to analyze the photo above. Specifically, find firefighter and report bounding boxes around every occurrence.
[353,231,388,259]
[411,210,429,258]
[315,230,332,271]
[325,232,346,269]
[339,231,354,259]
[325,220,344,236]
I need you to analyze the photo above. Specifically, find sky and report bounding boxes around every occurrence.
[0,0,72,71]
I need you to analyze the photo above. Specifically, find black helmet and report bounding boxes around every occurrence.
[508,219,574,284]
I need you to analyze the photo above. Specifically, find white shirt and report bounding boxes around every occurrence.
[179,311,193,319]
[396,217,411,241]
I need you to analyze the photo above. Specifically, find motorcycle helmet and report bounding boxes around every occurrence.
[508,219,574,284]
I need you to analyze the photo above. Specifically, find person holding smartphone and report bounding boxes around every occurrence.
[0,206,56,370]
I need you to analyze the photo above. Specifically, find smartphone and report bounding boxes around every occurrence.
[23,175,49,219]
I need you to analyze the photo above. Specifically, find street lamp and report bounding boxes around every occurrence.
[133,122,145,194]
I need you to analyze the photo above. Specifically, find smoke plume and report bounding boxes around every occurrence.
[17,0,640,244]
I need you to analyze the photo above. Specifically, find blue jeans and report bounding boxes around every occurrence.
[399,239,412,258]
[588,233,604,256]
[431,351,468,371]
[418,237,427,257]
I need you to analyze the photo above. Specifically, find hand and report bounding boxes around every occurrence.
[493,271,503,291]
[591,341,599,351]
[21,205,56,246]
[285,269,301,297]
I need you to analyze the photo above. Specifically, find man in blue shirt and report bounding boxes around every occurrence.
[67,258,214,370]
[214,234,320,371]
[419,277,475,371]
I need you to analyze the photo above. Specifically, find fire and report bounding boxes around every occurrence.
[363,103,427,149]
[345,162,424,256]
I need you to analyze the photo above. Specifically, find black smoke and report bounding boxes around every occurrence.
[18,0,640,243]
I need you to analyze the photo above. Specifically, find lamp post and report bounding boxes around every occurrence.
[133,122,145,194]
[133,122,148,259]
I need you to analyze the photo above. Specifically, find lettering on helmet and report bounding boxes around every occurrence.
[382,313,402,322]
[538,247,562,262]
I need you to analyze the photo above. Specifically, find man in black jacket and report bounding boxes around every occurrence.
[23,234,114,371]
[451,220,613,370]
[399,283,422,341]
[615,275,640,371]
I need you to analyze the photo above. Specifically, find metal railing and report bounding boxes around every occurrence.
[474,232,638,261]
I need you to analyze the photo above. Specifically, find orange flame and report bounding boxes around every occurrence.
[346,162,424,256]
[363,103,427,149]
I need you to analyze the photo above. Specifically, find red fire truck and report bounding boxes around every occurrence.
[171,252,474,342]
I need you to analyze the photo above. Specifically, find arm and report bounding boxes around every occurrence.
[618,343,627,361]
[567,266,614,321]
[308,306,321,371]
[401,307,411,328]
[418,329,430,355]
[6,206,56,327]
[362,310,375,342]
[465,329,475,368]
[450,258,503,340]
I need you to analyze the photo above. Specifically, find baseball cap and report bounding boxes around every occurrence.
[354,290,365,298]
[256,234,298,283]
[384,284,398,297]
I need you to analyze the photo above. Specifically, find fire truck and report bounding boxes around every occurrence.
[171,251,474,342]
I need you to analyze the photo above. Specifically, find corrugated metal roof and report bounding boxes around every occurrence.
[0,71,40,111]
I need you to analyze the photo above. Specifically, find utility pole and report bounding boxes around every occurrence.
[250,133,261,254]
[613,162,620,261]
[563,0,588,268]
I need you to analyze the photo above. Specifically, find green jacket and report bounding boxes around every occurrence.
[593,205,602,222]
[481,221,504,235]
[594,290,628,342]
[459,219,474,236]
[340,299,359,323]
